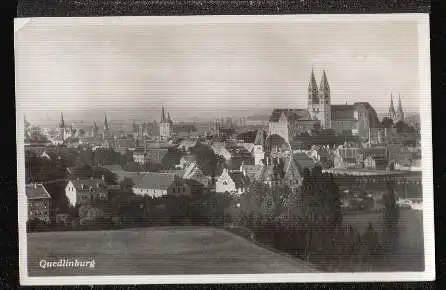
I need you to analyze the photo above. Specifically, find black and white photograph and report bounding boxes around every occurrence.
[15,14,434,285]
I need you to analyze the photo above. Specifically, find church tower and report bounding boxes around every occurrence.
[104,113,109,131]
[253,129,266,165]
[159,105,172,140]
[389,94,397,121]
[93,121,98,137]
[103,113,112,140]
[396,94,405,122]
[307,68,320,120]
[58,113,65,140]
[318,70,332,129]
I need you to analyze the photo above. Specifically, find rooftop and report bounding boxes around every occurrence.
[26,183,51,199]
[131,172,177,190]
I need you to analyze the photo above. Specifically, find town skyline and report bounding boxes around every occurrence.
[16,17,421,120]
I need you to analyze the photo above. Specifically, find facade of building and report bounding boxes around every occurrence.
[253,129,266,165]
[57,113,74,141]
[65,177,108,207]
[268,70,379,142]
[103,113,113,140]
[388,93,405,123]
[159,106,173,140]
[308,69,332,128]
[26,183,51,223]
[130,172,191,198]
[216,168,248,195]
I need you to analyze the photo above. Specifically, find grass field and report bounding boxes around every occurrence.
[27,227,316,276]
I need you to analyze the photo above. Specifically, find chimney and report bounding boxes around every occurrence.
[101,175,105,182]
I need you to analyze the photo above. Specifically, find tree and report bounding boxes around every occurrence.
[122,161,144,172]
[299,166,342,227]
[381,117,394,129]
[161,147,184,170]
[120,177,134,193]
[94,148,121,166]
[69,165,118,185]
[189,143,221,177]
[79,148,94,166]
[383,178,400,231]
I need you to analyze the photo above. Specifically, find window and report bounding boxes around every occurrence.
[223,181,227,185]
[173,188,176,193]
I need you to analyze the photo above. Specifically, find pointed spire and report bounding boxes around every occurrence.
[308,68,319,103]
[397,94,404,122]
[167,112,172,123]
[104,113,109,131]
[389,93,396,119]
[319,70,330,98]
[58,113,65,128]
[161,105,166,122]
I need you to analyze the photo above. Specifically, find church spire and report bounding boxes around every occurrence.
[104,113,109,131]
[308,68,319,104]
[59,113,65,128]
[389,93,396,120]
[397,94,404,122]
[161,105,166,123]
[167,112,172,124]
[319,70,330,101]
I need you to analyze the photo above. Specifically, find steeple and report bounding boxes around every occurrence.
[308,67,319,104]
[104,113,109,131]
[59,113,65,128]
[389,93,396,120]
[319,70,330,102]
[160,105,166,123]
[397,94,404,122]
[167,112,172,124]
[93,121,98,134]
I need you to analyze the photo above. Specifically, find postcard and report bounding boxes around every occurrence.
[15,14,434,285]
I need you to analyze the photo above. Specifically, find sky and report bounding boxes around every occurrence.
[15,16,425,122]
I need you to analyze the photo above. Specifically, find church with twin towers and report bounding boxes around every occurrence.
[268,69,385,142]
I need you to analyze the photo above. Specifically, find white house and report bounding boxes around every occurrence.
[65,177,108,207]
[130,172,194,198]
[216,168,247,195]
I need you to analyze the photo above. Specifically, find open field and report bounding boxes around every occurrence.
[27,227,316,276]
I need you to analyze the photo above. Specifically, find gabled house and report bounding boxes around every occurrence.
[216,168,249,195]
[26,183,51,223]
[132,148,169,165]
[182,161,209,188]
[65,177,108,207]
[240,164,264,182]
[130,172,192,198]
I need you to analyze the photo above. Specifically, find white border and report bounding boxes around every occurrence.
[16,14,434,285]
